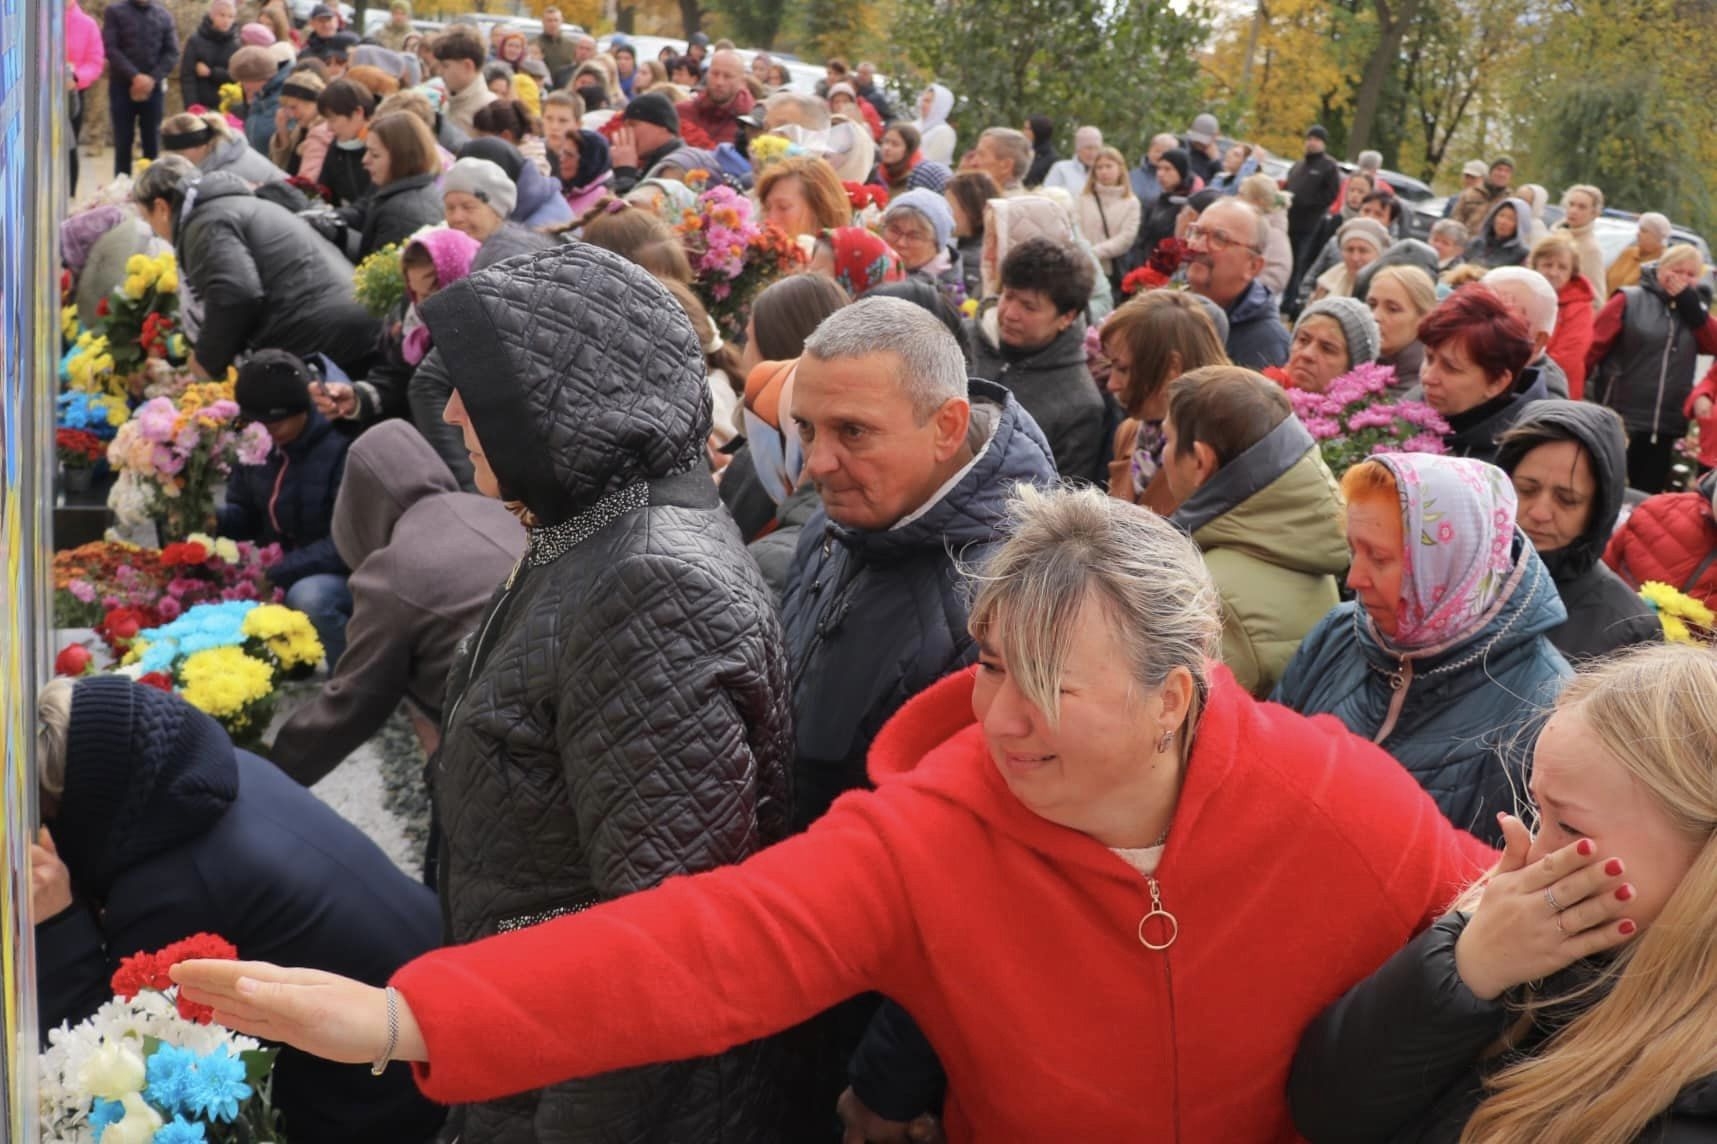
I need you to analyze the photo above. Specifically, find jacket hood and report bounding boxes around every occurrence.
[203,135,257,174]
[420,242,709,524]
[1558,271,1596,308]
[1227,277,1278,324]
[186,169,255,211]
[1494,399,1629,580]
[1173,418,1348,576]
[830,378,1056,561]
[55,676,238,900]
[333,420,461,569]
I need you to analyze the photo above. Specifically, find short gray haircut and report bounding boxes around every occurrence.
[969,485,1221,725]
[1357,150,1383,172]
[766,90,830,131]
[802,296,967,421]
[982,127,1032,184]
[131,153,198,208]
[1639,211,1673,239]
[38,678,74,800]
[1203,197,1269,252]
[1430,218,1470,245]
[1562,183,1604,213]
[1483,266,1559,338]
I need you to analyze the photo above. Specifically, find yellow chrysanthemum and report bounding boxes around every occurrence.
[125,254,150,276]
[121,275,148,301]
[212,538,240,564]
[121,640,149,668]
[104,398,129,428]
[179,646,275,727]
[242,604,325,671]
[62,305,78,342]
[1639,580,1714,643]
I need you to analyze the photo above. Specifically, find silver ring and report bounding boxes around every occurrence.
[1545,886,1563,912]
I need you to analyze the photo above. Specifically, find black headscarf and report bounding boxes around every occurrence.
[562,129,612,191]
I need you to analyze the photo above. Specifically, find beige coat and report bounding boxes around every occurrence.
[1076,184,1141,272]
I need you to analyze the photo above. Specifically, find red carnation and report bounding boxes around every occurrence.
[137,672,175,692]
[112,950,172,999]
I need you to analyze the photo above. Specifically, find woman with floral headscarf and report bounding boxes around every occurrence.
[809,226,905,297]
[1273,453,1571,845]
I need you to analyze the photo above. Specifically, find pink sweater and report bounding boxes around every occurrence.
[66,4,107,91]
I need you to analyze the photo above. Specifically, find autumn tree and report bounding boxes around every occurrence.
[1395,0,1540,180]
[893,0,1213,160]
[1202,0,1368,158]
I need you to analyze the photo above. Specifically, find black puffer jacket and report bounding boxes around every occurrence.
[333,172,445,262]
[781,378,1058,830]
[175,172,379,374]
[1495,400,1662,661]
[179,14,238,112]
[216,407,350,589]
[967,316,1105,481]
[1289,913,1717,1142]
[418,243,800,1144]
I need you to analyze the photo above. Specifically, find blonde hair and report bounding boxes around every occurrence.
[1370,264,1438,319]
[1457,643,1717,1143]
[1442,262,1488,289]
[1657,243,1704,275]
[968,485,1221,726]
[1239,172,1286,214]
[1529,230,1583,281]
[38,678,74,800]
[162,110,236,148]
[1081,146,1132,198]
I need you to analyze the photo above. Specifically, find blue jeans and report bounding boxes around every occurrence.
[284,573,353,670]
[110,81,164,177]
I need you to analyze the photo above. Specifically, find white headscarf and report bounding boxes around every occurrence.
[914,83,954,133]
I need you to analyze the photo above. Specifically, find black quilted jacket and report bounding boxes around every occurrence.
[418,244,801,1143]
[781,379,1058,830]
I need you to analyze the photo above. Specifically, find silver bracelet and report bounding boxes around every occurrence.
[371,986,400,1076]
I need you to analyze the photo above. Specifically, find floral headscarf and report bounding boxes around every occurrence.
[825,227,905,297]
[1373,453,1520,650]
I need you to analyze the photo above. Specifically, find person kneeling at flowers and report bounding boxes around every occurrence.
[1273,453,1571,844]
[32,675,445,1144]
[1282,295,1382,394]
[269,421,524,784]
[217,351,354,668]
[1160,366,1346,697]
[175,486,1495,1143]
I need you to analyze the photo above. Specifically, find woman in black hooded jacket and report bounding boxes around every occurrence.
[411,242,800,1143]
[1495,399,1663,661]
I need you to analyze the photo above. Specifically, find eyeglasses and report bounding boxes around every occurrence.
[1185,224,1262,255]
[882,221,930,246]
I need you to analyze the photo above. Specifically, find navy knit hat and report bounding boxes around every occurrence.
[622,91,681,136]
[55,677,237,900]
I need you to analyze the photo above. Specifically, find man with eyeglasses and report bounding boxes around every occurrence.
[1185,199,1292,369]
[217,350,354,667]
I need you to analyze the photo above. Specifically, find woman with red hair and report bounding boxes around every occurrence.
[1415,285,1540,464]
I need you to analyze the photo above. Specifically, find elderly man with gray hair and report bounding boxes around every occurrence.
[1043,124,1104,194]
[779,294,1056,1128]
[959,126,1033,192]
[1484,265,1571,398]
[1607,210,1675,295]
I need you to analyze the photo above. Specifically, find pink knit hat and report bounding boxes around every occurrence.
[239,22,276,47]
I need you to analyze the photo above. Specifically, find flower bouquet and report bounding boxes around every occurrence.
[216,82,245,117]
[1120,237,1188,296]
[674,175,807,340]
[116,599,323,741]
[58,390,130,440]
[39,933,284,1144]
[107,381,273,542]
[63,331,123,399]
[54,540,167,628]
[353,242,405,317]
[1284,362,1450,476]
[100,252,183,378]
[1640,580,1715,643]
[57,429,107,471]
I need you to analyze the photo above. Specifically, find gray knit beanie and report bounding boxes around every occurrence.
[443,157,517,221]
[1297,295,1381,366]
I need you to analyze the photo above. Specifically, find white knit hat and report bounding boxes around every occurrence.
[443,157,516,220]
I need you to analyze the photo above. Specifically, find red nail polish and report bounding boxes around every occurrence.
[1619,920,1637,935]
[1616,884,1634,901]
[1605,858,1624,876]
[1577,839,1595,856]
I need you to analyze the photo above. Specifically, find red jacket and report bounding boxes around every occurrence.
[674,87,755,147]
[1606,484,1717,608]
[1684,360,1717,468]
[1549,274,1597,400]
[394,667,1488,1141]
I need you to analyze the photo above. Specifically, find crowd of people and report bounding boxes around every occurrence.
[41,2,1717,1142]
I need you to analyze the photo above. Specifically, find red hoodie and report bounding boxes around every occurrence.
[1549,273,1598,400]
[395,667,1491,1141]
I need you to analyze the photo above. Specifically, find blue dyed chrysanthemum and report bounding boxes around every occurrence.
[88,1097,124,1142]
[143,1043,200,1118]
[187,1046,251,1124]
[153,1115,208,1144]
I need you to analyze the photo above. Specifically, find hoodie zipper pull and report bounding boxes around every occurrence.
[1138,877,1178,951]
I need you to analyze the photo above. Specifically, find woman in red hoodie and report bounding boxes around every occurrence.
[176,486,1492,1142]
[1530,231,1598,399]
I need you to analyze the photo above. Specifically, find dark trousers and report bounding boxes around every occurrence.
[68,89,85,196]
[1626,431,1678,494]
[110,81,165,177]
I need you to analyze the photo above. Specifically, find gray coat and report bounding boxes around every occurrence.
[270,422,524,784]
[199,134,285,186]
[418,244,799,1143]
